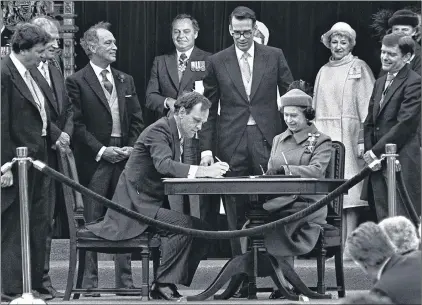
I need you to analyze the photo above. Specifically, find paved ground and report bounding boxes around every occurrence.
[3,290,368,304]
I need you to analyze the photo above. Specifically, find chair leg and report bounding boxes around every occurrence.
[151,247,160,281]
[316,248,326,295]
[64,243,77,301]
[334,246,346,298]
[73,249,86,299]
[141,246,150,300]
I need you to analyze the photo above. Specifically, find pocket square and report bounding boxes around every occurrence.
[125,95,132,97]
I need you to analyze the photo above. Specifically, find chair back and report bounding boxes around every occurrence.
[324,141,346,227]
[57,149,86,244]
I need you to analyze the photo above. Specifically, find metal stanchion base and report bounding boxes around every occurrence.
[9,293,47,304]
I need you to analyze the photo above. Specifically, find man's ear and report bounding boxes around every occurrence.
[179,106,186,116]
[89,43,97,54]
[403,52,412,63]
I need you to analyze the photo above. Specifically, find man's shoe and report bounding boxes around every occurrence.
[115,286,142,296]
[150,283,183,301]
[32,289,55,301]
[232,285,249,298]
[39,286,65,298]
[269,287,298,299]
[2,293,17,302]
[82,292,101,297]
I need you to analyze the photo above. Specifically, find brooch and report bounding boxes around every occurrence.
[191,61,206,72]
[117,74,125,83]
[305,132,320,154]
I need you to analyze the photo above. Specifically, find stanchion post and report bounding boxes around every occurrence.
[10,147,46,304]
[385,144,398,217]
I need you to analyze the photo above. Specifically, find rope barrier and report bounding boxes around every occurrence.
[32,160,372,239]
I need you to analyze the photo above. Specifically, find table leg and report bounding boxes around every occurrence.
[279,258,332,299]
[187,252,252,301]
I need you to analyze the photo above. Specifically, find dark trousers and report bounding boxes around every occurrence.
[82,137,133,289]
[2,142,50,294]
[224,125,271,256]
[153,208,209,286]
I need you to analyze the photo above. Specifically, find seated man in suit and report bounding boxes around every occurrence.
[346,222,421,305]
[86,91,229,300]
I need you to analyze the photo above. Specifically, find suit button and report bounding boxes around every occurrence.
[376,127,380,131]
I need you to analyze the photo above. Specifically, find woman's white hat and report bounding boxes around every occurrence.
[321,22,356,49]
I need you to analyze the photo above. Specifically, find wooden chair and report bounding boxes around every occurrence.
[306,140,346,297]
[57,150,160,300]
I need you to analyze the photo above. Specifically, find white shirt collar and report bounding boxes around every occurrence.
[90,61,112,79]
[376,257,392,281]
[10,52,28,80]
[37,61,48,70]
[1,26,5,34]
[235,42,255,61]
[176,46,194,61]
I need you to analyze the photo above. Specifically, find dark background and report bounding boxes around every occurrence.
[73,1,419,126]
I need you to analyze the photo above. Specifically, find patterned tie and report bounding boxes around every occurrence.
[178,53,188,82]
[179,137,184,162]
[41,62,51,87]
[240,52,251,83]
[379,73,395,107]
[24,71,47,135]
[100,69,113,94]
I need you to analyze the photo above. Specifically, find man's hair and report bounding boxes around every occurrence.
[382,32,415,56]
[229,6,256,26]
[346,222,395,268]
[172,14,200,33]
[379,216,420,254]
[339,292,394,304]
[30,16,59,34]
[174,91,211,114]
[80,21,111,58]
[11,23,51,53]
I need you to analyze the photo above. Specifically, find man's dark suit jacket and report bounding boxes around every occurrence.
[30,63,73,143]
[145,46,211,117]
[199,42,293,163]
[363,64,421,220]
[65,64,144,187]
[1,56,52,212]
[86,116,191,240]
[372,251,421,304]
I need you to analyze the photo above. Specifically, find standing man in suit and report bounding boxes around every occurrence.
[29,16,73,298]
[1,23,53,299]
[362,33,421,222]
[145,14,212,217]
[346,222,421,305]
[199,6,293,257]
[87,91,229,300]
[65,22,144,296]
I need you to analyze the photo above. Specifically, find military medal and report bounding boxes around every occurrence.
[305,133,320,154]
[191,61,206,72]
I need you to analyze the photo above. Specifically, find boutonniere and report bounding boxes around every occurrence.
[191,61,206,72]
[304,133,320,154]
[117,74,125,83]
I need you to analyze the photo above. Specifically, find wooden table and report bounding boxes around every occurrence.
[164,177,346,301]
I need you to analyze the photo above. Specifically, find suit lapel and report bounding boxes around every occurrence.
[111,68,125,126]
[224,46,249,102]
[178,47,197,92]
[5,57,39,110]
[49,64,63,113]
[376,66,408,119]
[164,52,179,90]
[30,67,59,115]
[250,43,268,101]
[83,64,111,114]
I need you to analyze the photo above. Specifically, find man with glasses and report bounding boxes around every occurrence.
[29,16,73,299]
[199,6,293,260]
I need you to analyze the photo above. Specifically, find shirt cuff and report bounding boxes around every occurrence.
[369,150,377,160]
[95,146,107,162]
[164,98,169,109]
[201,150,213,158]
[188,165,198,179]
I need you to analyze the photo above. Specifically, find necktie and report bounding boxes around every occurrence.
[240,52,251,83]
[179,137,184,162]
[100,69,113,94]
[41,62,51,87]
[178,53,188,82]
[379,73,395,107]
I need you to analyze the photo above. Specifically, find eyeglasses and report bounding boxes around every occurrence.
[232,30,253,39]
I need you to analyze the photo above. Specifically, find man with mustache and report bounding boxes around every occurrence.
[146,14,213,219]
[65,21,144,297]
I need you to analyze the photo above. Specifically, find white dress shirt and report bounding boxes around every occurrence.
[38,61,51,87]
